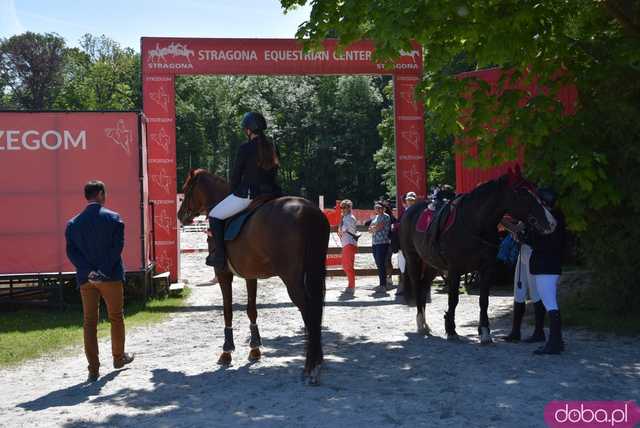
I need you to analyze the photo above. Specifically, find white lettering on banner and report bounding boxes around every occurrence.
[199,50,258,61]
[398,155,423,161]
[0,129,86,151]
[377,63,419,70]
[149,118,173,123]
[332,50,372,61]
[145,76,173,82]
[151,199,175,205]
[148,158,173,164]
[155,241,176,245]
[264,50,330,62]
[148,63,194,70]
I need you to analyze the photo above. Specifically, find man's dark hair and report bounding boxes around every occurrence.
[84,180,106,200]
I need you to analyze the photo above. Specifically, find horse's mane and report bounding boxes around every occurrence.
[182,168,228,192]
[460,176,506,205]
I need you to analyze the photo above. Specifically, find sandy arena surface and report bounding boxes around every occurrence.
[1,231,638,427]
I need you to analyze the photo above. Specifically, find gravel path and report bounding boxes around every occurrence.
[1,232,638,427]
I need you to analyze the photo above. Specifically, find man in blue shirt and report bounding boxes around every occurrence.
[65,180,134,382]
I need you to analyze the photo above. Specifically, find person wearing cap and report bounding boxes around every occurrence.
[369,201,392,292]
[404,191,417,207]
[207,111,281,269]
[338,199,358,295]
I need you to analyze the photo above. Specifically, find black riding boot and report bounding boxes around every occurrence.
[534,310,563,355]
[502,302,525,342]
[205,217,216,267]
[523,300,546,343]
[211,218,227,270]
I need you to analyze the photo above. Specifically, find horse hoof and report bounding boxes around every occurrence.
[479,327,493,345]
[218,352,232,366]
[248,348,261,362]
[305,366,321,386]
[418,326,431,336]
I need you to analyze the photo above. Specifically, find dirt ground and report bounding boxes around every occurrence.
[1,232,638,427]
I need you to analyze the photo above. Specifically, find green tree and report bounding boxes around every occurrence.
[0,32,66,109]
[54,34,140,110]
[281,0,640,318]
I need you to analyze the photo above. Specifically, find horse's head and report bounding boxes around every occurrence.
[177,169,229,225]
[502,166,557,235]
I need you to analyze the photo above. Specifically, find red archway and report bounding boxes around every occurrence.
[142,37,425,279]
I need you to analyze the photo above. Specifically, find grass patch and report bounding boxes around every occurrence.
[561,288,640,336]
[0,289,191,368]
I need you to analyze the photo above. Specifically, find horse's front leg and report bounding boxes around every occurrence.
[415,265,436,335]
[444,272,461,340]
[218,271,235,365]
[246,278,262,362]
[478,266,494,345]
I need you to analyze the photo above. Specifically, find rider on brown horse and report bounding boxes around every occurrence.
[207,112,281,269]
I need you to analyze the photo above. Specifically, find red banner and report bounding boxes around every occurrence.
[394,76,427,206]
[141,38,421,76]
[142,38,426,280]
[0,112,147,275]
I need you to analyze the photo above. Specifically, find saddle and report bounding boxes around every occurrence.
[416,199,458,236]
[224,194,278,241]
[415,198,460,269]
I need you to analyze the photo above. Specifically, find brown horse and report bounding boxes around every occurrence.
[177,169,329,384]
[400,168,557,344]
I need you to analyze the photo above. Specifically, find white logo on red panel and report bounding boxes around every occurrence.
[148,42,194,63]
[156,250,174,273]
[151,168,171,195]
[105,120,131,155]
[399,49,421,63]
[400,127,420,150]
[156,208,172,234]
[149,86,169,112]
[400,90,418,112]
[151,127,170,153]
[403,164,422,190]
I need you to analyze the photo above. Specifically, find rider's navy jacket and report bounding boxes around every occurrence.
[230,136,280,198]
[65,203,125,287]
[528,208,566,275]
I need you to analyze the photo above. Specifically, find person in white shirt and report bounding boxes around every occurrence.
[338,199,358,295]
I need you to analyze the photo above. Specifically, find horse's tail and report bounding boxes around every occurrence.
[301,207,329,374]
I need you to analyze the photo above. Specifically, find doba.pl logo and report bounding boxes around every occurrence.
[545,401,640,427]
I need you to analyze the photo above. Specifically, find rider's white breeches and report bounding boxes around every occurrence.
[534,274,560,311]
[209,194,252,220]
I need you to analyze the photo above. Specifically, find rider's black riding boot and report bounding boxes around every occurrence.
[503,302,525,342]
[523,300,546,343]
[211,218,227,270]
[534,310,564,355]
[205,217,216,267]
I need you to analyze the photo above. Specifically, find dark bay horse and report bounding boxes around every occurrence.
[177,169,330,384]
[400,168,557,344]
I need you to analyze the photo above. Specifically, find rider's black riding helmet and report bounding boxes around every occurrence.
[241,112,267,132]
[538,187,557,208]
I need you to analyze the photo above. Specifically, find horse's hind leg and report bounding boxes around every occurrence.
[217,271,235,365]
[245,278,262,361]
[444,272,461,340]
